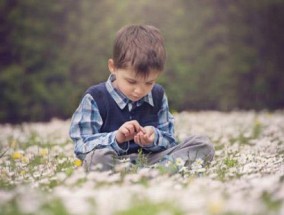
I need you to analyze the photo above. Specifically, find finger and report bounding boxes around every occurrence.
[139,133,147,145]
[135,134,144,145]
[139,134,148,145]
[121,127,130,136]
[145,132,154,143]
[145,127,154,137]
[134,135,140,145]
[122,122,135,133]
[139,126,146,134]
[127,123,139,135]
[126,124,135,134]
[145,132,155,143]
[137,131,144,136]
[131,120,143,133]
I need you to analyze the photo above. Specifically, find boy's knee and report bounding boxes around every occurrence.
[199,135,215,162]
[184,135,215,162]
[84,148,117,172]
[93,148,117,160]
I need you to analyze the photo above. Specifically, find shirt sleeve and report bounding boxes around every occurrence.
[142,93,176,152]
[69,94,127,160]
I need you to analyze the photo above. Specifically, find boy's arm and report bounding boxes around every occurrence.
[142,93,176,152]
[69,94,126,160]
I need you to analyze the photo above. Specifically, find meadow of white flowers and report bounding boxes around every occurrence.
[0,111,283,215]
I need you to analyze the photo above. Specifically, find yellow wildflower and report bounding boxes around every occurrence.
[21,156,30,164]
[20,170,26,175]
[73,159,82,167]
[207,199,224,215]
[11,151,23,160]
[10,139,17,149]
[39,148,49,156]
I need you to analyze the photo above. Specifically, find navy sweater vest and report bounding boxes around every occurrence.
[85,83,164,154]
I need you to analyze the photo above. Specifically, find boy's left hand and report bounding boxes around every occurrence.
[134,126,155,146]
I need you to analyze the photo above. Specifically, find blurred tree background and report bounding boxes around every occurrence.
[0,0,283,123]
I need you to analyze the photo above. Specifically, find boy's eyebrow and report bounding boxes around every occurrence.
[125,77,136,81]
[146,79,156,83]
[124,73,157,83]
[146,76,158,82]
[125,77,156,82]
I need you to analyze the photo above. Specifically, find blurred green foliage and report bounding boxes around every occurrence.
[0,0,283,123]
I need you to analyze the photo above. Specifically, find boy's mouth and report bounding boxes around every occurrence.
[130,95,142,101]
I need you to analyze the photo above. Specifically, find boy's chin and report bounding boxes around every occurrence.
[129,96,142,102]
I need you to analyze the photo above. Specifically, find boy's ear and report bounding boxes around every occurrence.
[108,59,116,74]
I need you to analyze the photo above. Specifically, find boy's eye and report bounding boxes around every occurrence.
[127,80,136,84]
[146,82,154,86]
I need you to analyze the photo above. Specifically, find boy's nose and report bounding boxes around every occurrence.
[134,86,145,95]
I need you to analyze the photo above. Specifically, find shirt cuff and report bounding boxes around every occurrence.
[110,131,128,155]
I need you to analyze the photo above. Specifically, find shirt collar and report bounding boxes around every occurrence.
[105,74,154,110]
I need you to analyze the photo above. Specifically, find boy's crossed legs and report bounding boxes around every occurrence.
[84,135,215,172]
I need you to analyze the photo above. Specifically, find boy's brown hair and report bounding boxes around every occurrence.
[112,24,166,76]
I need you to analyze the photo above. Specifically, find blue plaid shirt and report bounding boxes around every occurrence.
[69,75,176,159]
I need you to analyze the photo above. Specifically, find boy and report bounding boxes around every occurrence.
[69,24,214,171]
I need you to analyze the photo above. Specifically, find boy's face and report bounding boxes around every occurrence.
[108,59,160,102]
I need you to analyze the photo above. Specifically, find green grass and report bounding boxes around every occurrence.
[115,200,184,215]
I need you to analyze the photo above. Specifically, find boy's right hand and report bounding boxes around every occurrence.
[115,120,145,144]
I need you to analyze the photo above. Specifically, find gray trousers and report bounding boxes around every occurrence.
[84,135,215,172]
